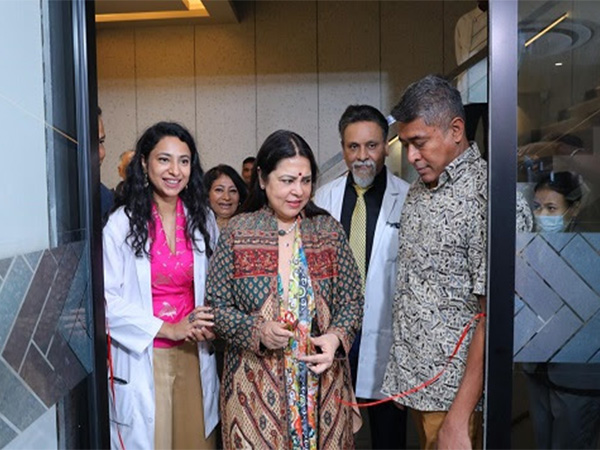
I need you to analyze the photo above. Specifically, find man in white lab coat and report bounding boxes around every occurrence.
[314,104,409,449]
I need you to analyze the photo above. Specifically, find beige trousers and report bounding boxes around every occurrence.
[410,409,483,450]
[153,344,216,450]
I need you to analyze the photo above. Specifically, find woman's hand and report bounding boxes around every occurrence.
[260,320,294,350]
[187,306,216,342]
[158,320,191,342]
[299,333,340,374]
[157,306,215,342]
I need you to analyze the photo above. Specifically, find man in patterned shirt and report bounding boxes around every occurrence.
[382,75,487,449]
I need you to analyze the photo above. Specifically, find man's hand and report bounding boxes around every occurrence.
[437,415,472,450]
[437,296,486,449]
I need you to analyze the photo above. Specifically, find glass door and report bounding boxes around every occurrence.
[508,1,600,448]
[0,0,108,448]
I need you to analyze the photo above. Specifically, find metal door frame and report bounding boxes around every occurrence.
[485,1,518,448]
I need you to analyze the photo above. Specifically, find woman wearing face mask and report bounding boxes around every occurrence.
[532,171,582,232]
[526,170,600,449]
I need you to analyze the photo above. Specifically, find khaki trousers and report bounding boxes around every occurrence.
[410,409,483,450]
[153,344,216,450]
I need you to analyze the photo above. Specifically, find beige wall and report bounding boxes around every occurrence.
[97,0,473,189]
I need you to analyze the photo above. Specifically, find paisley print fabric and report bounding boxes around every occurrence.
[516,190,534,232]
[207,207,363,449]
[382,143,487,411]
[279,224,318,450]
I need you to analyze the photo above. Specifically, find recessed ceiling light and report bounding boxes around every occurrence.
[96,0,209,23]
[555,62,563,66]
[525,12,569,47]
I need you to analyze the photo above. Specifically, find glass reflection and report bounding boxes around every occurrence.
[515,1,600,448]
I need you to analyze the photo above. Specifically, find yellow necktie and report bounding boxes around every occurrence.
[349,185,370,288]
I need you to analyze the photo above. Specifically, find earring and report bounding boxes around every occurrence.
[143,172,149,188]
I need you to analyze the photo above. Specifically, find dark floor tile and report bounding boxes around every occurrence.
[0,257,12,279]
[59,250,89,334]
[0,360,45,430]
[34,246,79,354]
[69,240,85,258]
[0,256,33,347]
[0,416,17,448]
[24,250,43,271]
[48,332,87,396]
[3,251,57,371]
[66,317,94,374]
[49,245,67,265]
[20,343,62,407]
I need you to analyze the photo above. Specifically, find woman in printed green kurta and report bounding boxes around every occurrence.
[207,130,364,449]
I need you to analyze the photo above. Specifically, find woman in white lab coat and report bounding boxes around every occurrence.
[103,122,219,449]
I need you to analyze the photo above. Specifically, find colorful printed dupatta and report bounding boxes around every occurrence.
[278,224,319,450]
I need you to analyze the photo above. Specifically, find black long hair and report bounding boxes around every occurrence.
[241,129,328,218]
[203,164,249,215]
[119,121,213,257]
[534,171,582,206]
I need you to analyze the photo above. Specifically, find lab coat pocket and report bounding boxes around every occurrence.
[109,382,135,426]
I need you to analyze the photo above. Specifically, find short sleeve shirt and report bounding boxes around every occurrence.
[382,143,487,411]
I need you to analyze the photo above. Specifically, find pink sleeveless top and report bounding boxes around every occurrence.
[150,198,195,348]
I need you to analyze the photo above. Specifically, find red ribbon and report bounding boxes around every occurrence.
[337,312,486,408]
[106,323,126,450]
[279,311,299,331]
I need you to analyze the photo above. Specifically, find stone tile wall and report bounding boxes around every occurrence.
[0,242,93,447]
[515,232,600,362]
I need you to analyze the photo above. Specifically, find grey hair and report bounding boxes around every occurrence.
[391,75,465,129]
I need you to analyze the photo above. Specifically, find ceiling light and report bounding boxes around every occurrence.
[555,62,563,66]
[525,12,569,48]
[182,0,205,11]
[96,9,209,23]
[96,0,209,23]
